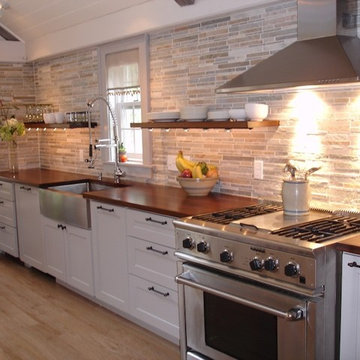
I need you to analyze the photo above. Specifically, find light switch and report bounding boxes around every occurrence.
[254,160,263,180]
[167,155,178,171]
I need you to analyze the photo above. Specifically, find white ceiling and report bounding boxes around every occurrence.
[0,0,271,61]
[0,0,152,42]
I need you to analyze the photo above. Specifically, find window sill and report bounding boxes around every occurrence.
[103,161,153,181]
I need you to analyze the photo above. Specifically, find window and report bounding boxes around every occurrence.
[99,35,151,165]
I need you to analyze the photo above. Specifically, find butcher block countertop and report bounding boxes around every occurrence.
[0,168,257,217]
[336,238,360,255]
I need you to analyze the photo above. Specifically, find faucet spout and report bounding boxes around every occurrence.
[87,96,126,181]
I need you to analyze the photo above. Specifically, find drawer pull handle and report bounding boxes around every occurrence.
[20,186,31,191]
[0,225,5,230]
[348,261,360,269]
[0,183,2,186]
[97,205,114,213]
[146,246,168,255]
[0,200,3,204]
[145,217,167,225]
[57,224,66,230]
[147,286,170,297]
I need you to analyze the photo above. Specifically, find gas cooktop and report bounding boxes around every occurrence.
[192,204,283,225]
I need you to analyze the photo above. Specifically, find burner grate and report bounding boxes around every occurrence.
[192,204,282,225]
[271,216,360,243]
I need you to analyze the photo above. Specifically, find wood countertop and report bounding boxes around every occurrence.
[336,238,360,255]
[0,168,257,217]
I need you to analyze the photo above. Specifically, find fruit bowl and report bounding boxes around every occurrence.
[177,176,218,196]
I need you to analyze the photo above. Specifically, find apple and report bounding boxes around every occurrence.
[180,169,192,178]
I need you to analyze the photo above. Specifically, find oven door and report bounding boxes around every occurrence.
[176,263,314,360]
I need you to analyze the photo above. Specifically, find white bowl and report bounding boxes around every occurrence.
[229,109,246,121]
[43,113,55,124]
[54,112,65,123]
[180,106,208,120]
[177,176,218,196]
[207,110,229,121]
[245,103,269,121]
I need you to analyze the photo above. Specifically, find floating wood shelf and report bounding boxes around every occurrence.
[130,120,279,130]
[25,122,97,129]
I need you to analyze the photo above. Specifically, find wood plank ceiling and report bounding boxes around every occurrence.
[0,0,152,42]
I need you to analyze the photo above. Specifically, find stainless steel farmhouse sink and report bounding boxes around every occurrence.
[39,180,127,229]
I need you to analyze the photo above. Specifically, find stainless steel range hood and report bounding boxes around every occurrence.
[216,0,360,93]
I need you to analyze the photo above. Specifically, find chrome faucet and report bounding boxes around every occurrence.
[87,96,126,182]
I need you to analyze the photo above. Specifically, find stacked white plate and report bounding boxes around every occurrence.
[147,111,180,122]
[207,110,230,121]
[180,106,208,121]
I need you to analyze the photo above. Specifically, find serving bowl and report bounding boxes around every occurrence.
[44,113,55,124]
[180,106,208,121]
[245,103,269,121]
[229,108,246,121]
[177,176,218,196]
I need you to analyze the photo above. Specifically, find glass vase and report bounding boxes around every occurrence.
[8,141,18,174]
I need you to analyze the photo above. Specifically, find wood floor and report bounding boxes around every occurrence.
[0,253,180,360]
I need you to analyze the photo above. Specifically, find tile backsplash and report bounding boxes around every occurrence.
[1,0,360,210]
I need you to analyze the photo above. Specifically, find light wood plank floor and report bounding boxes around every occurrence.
[0,253,180,360]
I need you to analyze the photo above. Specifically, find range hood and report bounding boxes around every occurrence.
[216,0,360,93]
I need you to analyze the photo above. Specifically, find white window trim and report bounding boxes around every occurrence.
[98,34,153,179]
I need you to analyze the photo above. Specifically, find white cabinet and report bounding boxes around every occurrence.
[65,224,93,296]
[91,201,128,312]
[42,216,94,296]
[340,252,360,360]
[0,180,18,257]
[126,208,179,340]
[42,216,66,281]
[15,184,43,270]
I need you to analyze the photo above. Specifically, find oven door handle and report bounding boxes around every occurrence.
[176,272,305,321]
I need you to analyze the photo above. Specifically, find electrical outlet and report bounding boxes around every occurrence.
[167,155,178,171]
[254,160,263,180]
[79,149,84,162]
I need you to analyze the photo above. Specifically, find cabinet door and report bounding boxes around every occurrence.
[15,185,44,271]
[91,201,128,312]
[65,225,94,296]
[340,252,360,360]
[129,274,179,340]
[0,223,18,257]
[42,216,66,281]
[128,237,177,290]
[126,209,176,248]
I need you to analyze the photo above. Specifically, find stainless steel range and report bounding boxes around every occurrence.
[174,204,360,360]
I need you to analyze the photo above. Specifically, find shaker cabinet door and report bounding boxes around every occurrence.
[15,185,44,271]
[340,252,360,360]
[91,202,128,312]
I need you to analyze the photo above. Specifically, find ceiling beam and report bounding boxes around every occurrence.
[174,0,195,6]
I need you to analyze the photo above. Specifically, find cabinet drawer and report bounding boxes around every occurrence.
[126,209,176,248]
[0,223,18,257]
[128,237,177,290]
[0,199,16,227]
[0,181,14,201]
[129,275,179,340]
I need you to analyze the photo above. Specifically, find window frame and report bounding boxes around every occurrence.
[98,34,152,166]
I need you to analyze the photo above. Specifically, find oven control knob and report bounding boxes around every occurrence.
[197,241,209,253]
[220,250,233,263]
[284,262,300,277]
[249,258,263,271]
[182,237,195,249]
[264,257,278,271]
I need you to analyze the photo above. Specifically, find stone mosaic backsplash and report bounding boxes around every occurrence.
[1,0,360,211]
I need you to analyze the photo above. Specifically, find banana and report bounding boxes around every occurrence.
[192,164,204,179]
[176,151,196,173]
[176,153,185,172]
